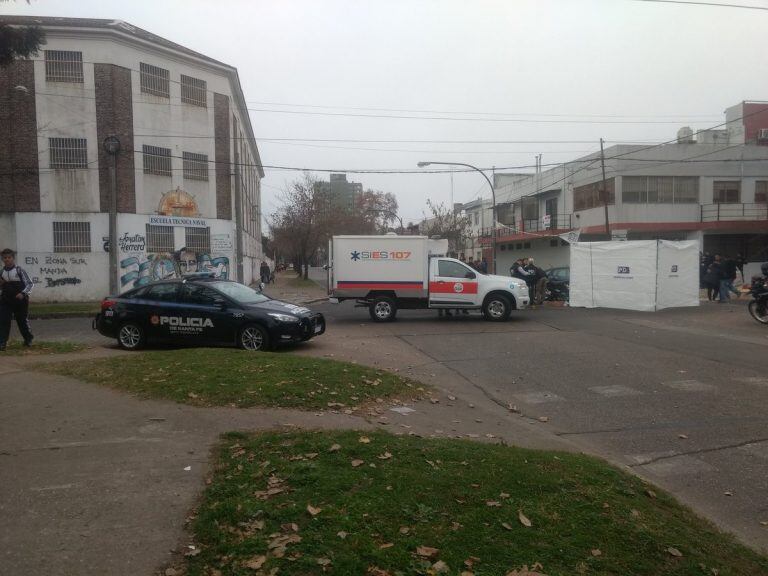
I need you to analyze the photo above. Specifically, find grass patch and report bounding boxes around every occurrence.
[28,301,99,317]
[3,340,86,356]
[43,348,422,409]
[184,430,768,576]
[285,275,319,289]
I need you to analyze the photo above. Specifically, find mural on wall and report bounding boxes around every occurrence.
[158,187,199,216]
[120,247,230,290]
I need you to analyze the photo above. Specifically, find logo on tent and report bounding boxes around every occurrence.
[671,265,678,273]
[617,266,630,274]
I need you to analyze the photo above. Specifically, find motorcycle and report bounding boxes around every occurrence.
[747,264,768,325]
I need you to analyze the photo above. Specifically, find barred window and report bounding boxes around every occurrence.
[49,138,88,169]
[185,227,210,252]
[183,152,209,181]
[142,145,172,176]
[53,221,90,253]
[145,224,175,253]
[713,181,740,204]
[756,181,768,203]
[140,62,170,98]
[180,74,207,107]
[622,176,699,204]
[45,50,84,83]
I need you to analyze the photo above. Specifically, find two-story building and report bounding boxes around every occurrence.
[491,101,768,274]
[0,16,264,301]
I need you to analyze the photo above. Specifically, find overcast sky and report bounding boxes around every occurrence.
[4,0,768,225]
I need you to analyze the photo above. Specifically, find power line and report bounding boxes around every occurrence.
[632,0,768,11]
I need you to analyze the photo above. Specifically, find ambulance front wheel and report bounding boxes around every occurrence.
[482,294,512,322]
[369,296,397,322]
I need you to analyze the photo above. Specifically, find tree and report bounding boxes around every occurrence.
[420,200,472,255]
[269,172,326,280]
[0,7,46,67]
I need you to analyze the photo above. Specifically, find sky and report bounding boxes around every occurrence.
[4,0,768,226]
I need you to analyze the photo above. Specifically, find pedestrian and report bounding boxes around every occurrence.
[479,258,488,274]
[259,260,271,285]
[527,258,548,305]
[703,261,720,302]
[735,253,746,284]
[0,248,34,351]
[720,255,740,302]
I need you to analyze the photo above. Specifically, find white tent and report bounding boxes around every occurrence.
[569,240,700,311]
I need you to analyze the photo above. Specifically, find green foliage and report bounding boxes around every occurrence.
[185,430,768,575]
[0,21,45,67]
[44,348,423,409]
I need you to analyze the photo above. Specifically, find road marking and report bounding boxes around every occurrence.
[639,455,716,477]
[589,384,643,397]
[30,483,75,492]
[662,380,716,392]
[513,391,565,404]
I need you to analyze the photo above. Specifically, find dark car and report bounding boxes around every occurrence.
[545,266,570,301]
[94,276,325,351]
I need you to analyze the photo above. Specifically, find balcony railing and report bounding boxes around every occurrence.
[478,213,574,238]
[701,203,768,222]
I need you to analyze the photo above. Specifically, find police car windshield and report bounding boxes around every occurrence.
[209,281,270,304]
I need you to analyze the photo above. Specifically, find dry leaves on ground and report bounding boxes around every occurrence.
[518,510,532,527]
[307,504,322,516]
[416,545,440,559]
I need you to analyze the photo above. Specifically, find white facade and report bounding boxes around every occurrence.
[2,17,264,301]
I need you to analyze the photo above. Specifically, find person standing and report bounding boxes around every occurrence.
[259,260,271,285]
[479,258,488,274]
[0,248,34,351]
[720,255,740,302]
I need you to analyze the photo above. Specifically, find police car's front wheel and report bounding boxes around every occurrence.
[239,324,270,351]
[118,322,146,350]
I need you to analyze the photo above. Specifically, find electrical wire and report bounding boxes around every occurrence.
[631,0,768,11]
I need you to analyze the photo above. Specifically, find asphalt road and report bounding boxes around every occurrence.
[16,299,768,551]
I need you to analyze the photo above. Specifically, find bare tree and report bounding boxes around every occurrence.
[420,199,472,255]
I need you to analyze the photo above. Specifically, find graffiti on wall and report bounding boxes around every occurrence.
[120,250,230,290]
[23,254,88,288]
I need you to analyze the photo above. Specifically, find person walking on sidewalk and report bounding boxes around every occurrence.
[0,248,34,351]
[720,255,740,303]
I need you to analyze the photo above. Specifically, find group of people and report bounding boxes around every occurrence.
[458,254,489,274]
[510,257,548,305]
[700,252,744,303]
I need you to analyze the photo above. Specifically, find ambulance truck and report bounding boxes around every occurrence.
[327,234,529,322]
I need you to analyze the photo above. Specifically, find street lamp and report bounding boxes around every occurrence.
[367,208,404,232]
[417,161,497,274]
[103,136,120,294]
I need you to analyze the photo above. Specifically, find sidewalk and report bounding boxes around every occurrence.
[260,270,328,305]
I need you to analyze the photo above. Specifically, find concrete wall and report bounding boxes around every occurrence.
[496,238,570,274]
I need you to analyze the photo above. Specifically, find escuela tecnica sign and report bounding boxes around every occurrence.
[149,215,207,228]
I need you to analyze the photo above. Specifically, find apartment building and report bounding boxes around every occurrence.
[0,16,264,301]
[491,101,768,273]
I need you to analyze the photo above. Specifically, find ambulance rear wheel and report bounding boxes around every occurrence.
[369,296,397,322]
[483,294,511,322]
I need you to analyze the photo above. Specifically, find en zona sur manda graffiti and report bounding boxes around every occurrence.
[119,233,230,291]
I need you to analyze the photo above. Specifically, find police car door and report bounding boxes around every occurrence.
[429,259,479,308]
[144,282,182,342]
[178,283,233,344]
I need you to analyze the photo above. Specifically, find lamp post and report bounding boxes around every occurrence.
[367,208,404,233]
[417,161,497,274]
[103,135,120,294]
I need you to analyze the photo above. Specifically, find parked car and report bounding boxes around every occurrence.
[545,266,570,301]
[94,275,325,351]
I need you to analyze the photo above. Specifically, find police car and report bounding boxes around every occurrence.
[94,275,325,351]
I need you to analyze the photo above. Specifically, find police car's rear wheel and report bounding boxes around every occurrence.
[118,322,145,350]
[369,296,397,322]
[239,324,270,351]
[483,295,511,322]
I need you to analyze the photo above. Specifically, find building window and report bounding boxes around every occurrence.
[180,74,207,107]
[185,227,210,253]
[500,244,506,251]
[622,176,699,204]
[53,221,90,252]
[523,242,531,249]
[49,138,88,169]
[145,224,175,253]
[756,181,767,203]
[713,181,741,204]
[550,239,559,247]
[142,145,172,176]
[573,178,615,211]
[183,152,209,181]
[140,62,170,98]
[45,50,84,83]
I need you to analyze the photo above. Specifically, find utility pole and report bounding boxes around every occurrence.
[103,136,120,294]
[234,145,244,284]
[600,138,610,238]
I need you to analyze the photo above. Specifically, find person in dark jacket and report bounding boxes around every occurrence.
[0,248,34,351]
[720,256,740,302]
[259,261,271,284]
[526,258,548,305]
[703,261,720,301]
